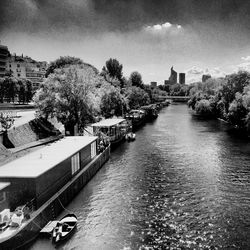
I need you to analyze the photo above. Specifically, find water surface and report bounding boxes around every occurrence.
[30,104,250,250]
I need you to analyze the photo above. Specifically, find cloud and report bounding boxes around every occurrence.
[236,62,250,72]
[145,22,182,32]
[241,56,250,61]
[186,66,204,75]
[185,66,226,83]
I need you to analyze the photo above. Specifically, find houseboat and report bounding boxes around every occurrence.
[141,104,159,120]
[0,136,110,250]
[91,118,129,148]
[125,110,146,130]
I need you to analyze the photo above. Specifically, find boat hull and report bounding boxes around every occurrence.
[0,145,110,250]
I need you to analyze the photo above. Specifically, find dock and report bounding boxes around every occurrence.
[40,220,58,235]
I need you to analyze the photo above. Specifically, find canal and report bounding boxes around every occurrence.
[30,104,250,249]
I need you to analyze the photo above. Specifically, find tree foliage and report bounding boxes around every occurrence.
[0,77,33,103]
[188,71,250,131]
[0,113,14,131]
[104,58,123,80]
[125,86,150,110]
[100,87,126,118]
[34,66,101,135]
[45,56,98,77]
[129,71,143,88]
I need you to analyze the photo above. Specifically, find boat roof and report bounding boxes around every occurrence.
[0,136,97,178]
[91,118,126,127]
[0,182,10,191]
[130,109,145,113]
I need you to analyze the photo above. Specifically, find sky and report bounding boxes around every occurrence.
[1,0,250,84]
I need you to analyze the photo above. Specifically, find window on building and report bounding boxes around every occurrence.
[9,64,11,67]
[17,64,20,68]
[71,152,80,175]
[17,73,21,77]
[91,141,97,158]
[0,192,6,204]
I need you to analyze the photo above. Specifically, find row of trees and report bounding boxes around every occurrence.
[188,71,250,131]
[0,77,33,104]
[158,83,192,96]
[34,56,163,135]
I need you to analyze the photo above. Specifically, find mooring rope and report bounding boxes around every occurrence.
[57,197,74,214]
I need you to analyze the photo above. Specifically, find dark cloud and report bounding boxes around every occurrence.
[1,0,250,35]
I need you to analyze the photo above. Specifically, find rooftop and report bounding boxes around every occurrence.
[91,118,126,127]
[0,136,97,178]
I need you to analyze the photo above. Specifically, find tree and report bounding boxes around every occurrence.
[227,93,247,128]
[129,71,143,88]
[194,99,213,116]
[16,79,33,104]
[4,77,17,103]
[100,87,126,118]
[102,58,123,87]
[45,56,98,77]
[219,71,250,112]
[0,113,14,131]
[125,86,150,109]
[16,79,25,104]
[0,78,5,103]
[34,65,101,135]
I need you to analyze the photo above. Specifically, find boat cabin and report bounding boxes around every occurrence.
[91,118,128,145]
[0,136,98,211]
[125,110,145,119]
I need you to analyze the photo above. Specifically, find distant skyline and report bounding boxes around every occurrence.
[1,0,250,84]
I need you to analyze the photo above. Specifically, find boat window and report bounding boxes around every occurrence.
[71,153,80,175]
[91,141,97,158]
[110,127,116,136]
[0,192,6,204]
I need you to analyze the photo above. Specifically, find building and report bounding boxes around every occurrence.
[150,81,157,88]
[168,66,177,85]
[179,73,185,84]
[202,74,211,82]
[0,44,10,77]
[6,54,47,89]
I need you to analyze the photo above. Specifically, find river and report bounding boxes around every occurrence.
[30,104,250,250]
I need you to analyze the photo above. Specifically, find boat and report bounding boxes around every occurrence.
[141,104,158,121]
[125,132,136,141]
[91,118,129,148]
[0,136,110,250]
[125,110,146,130]
[52,214,77,244]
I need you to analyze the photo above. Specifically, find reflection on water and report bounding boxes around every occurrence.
[30,104,250,250]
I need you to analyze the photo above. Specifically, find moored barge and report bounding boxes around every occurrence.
[0,136,110,249]
[91,118,129,148]
[125,110,146,130]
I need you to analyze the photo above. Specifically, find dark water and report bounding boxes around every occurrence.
[30,104,250,250]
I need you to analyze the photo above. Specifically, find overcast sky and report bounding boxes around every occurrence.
[1,0,250,83]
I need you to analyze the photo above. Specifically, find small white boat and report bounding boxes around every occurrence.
[125,132,136,141]
[52,214,77,244]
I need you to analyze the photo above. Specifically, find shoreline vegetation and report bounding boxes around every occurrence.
[33,56,170,135]
[187,71,250,135]
[0,56,172,166]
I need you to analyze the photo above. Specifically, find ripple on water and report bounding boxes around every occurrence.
[29,105,250,250]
